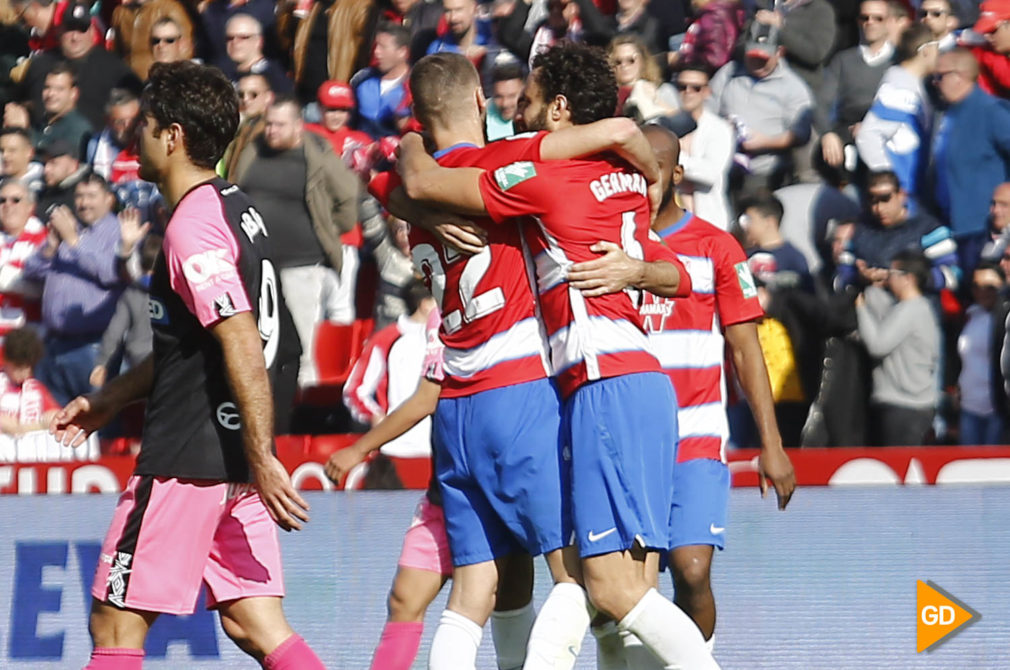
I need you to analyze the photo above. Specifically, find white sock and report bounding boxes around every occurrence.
[523,582,591,670]
[591,621,626,670]
[619,629,664,670]
[428,609,482,670]
[617,588,719,670]
[491,602,536,670]
[706,634,715,653]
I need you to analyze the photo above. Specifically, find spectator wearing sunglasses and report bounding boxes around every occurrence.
[220,13,293,93]
[112,4,195,81]
[0,179,45,335]
[919,0,961,52]
[836,169,959,293]
[930,48,1010,275]
[674,64,734,230]
[813,0,894,175]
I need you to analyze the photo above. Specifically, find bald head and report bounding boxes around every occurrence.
[992,182,1010,231]
[940,48,980,81]
[643,124,683,216]
[644,124,679,167]
[409,53,482,130]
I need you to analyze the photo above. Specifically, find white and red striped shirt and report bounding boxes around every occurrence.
[370,133,553,398]
[641,212,763,462]
[478,156,690,397]
[342,314,430,457]
[0,217,46,334]
[0,372,59,426]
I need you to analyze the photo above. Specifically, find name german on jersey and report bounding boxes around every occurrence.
[589,170,647,203]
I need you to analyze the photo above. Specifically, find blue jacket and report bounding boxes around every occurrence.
[932,86,1010,238]
[351,69,409,140]
[838,208,960,292]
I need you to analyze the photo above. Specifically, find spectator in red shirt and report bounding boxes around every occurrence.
[972,0,1010,98]
[305,80,372,164]
[0,179,45,335]
[12,0,101,54]
[0,327,59,437]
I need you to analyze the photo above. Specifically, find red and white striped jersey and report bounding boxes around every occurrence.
[478,155,690,397]
[0,372,59,425]
[641,212,763,463]
[370,133,553,398]
[342,314,431,457]
[0,217,46,334]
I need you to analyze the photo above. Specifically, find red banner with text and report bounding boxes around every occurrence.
[4,436,1010,494]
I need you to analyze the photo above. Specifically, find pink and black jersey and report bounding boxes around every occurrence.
[641,212,763,462]
[135,179,300,482]
[478,155,688,397]
[371,132,552,398]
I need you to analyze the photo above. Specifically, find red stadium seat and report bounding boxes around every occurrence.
[314,322,357,385]
[308,433,359,460]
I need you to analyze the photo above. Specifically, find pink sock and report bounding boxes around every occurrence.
[84,647,144,670]
[263,634,325,670]
[369,621,424,670]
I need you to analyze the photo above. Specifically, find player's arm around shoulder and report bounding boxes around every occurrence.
[567,233,691,298]
[211,312,310,531]
[397,133,488,217]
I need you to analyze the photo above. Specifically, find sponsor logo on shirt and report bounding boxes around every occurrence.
[214,293,238,318]
[493,161,537,191]
[735,261,757,299]
[216,401,241,430]
[148,297,168,324]
[640,297,674,333]
[182,248,236,287]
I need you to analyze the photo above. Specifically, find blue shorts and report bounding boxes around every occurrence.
[564,372,676,558]
[670,458,730,551]
[433,378,568,567]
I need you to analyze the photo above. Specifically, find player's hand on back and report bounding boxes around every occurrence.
[758,447,796,510]
[567,241,639,297]
[395,132,433,179]
[253,455,310,531]
[49,394,115,448]
[431,213,488,255]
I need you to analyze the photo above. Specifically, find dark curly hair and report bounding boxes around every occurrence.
[531,42,618,125]
[142,62,238,169]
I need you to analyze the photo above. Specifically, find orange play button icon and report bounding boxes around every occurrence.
[917,580,980,652]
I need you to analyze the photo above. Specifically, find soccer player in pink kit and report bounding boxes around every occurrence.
[399,43,720,670]
[50,62,324,670]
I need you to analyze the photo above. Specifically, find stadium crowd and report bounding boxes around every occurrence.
[1,0,1010,452]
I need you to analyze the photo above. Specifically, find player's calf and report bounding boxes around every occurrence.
[670,545,716,640]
